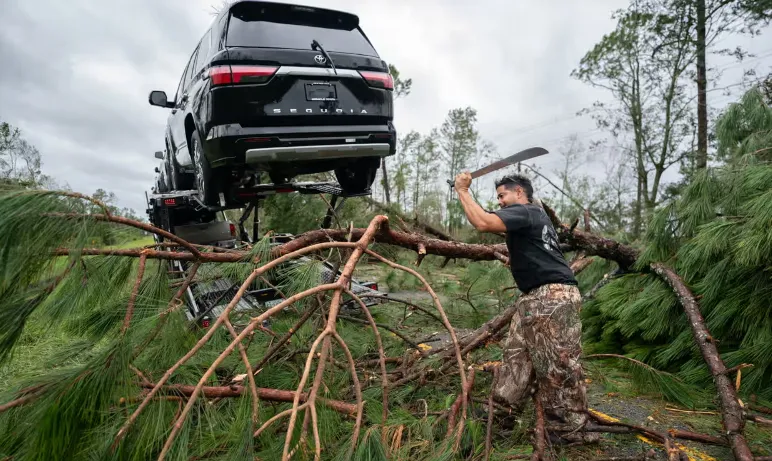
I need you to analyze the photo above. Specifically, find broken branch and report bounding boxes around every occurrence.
[549,423,726,446]
[344,289,390,425]
[121,253,147,335]
[570,257,594,275]
[143,383,356,416]
[251,303,321,374]
[447,367,476,438]
[357,293,444,325]
[338,314,420,350]
[364,249,470,417]
[114,241,359,451]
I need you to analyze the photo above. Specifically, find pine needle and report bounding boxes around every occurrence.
[584,354,707,408]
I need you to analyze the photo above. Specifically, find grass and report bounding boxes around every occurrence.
[107,235,154,249]
[2,234,154,388]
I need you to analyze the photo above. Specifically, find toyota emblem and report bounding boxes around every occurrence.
[314,54,327,64]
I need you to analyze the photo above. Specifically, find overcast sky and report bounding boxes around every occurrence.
[1,0,770,214]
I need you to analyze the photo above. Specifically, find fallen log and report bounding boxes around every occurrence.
[143,382,358,416]
[652,264,753,461]
[548,423,726,446]
[276,227,509,263]
[56,230,508,264]
[541,202,639,270]
[54,209,638,271]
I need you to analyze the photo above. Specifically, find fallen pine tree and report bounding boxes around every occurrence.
[0,179,770,460]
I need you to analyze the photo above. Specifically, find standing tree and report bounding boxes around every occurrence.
[0,119,51,189]
[437,107,479,232]
[393,130,420,211]
[379,65,412,205]
[572,1,696,239]
[674,0,772,169]
[411,129,439,214]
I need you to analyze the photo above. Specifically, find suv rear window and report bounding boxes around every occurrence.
[226,3,378,57]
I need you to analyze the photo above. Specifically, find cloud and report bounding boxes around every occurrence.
[0,0,770,214]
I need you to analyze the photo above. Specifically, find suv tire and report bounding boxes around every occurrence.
[334,158,380,195]
[191,131,222,206]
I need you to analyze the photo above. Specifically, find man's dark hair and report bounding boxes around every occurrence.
[495,174,534,202]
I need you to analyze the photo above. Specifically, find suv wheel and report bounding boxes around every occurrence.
[334,158,380,195]
[191,131,221,206]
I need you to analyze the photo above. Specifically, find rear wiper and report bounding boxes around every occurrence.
[311,39,337,75]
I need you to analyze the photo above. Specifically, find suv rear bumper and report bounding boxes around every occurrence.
[204,123,396,168]
[245,143,390,163]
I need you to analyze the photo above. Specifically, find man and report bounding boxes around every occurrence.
[454,171,595,442]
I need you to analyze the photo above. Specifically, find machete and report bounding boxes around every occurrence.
[447,146,549,187]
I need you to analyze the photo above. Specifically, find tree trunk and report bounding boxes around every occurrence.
[276,227,509,263]
[381,157,392,205]
[696,0,708,169]
[633,175,643,240]
[652,264,753,461]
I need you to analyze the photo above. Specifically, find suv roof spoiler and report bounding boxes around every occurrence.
[228,0,359,30]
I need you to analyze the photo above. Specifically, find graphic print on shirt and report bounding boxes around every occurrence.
[541,224,561,253]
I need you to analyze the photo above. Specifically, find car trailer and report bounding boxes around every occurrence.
[145,180,384,327]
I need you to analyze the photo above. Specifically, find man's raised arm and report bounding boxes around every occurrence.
[454,172,507,233]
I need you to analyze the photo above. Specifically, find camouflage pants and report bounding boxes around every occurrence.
[493,283,593,438]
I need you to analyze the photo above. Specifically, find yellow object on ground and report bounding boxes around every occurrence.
[588,408,717,461]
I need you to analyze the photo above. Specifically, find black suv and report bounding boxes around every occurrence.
[148,1,396,206]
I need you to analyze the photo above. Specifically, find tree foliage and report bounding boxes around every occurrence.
[572,1,697,239]
[0,118,53,189]
[582,86,772,399]
[371,105,496,237]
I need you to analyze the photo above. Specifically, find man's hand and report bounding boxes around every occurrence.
[454,172,472,192]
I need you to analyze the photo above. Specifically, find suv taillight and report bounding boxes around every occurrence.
[209,65,278,86]
[358,71,393,90]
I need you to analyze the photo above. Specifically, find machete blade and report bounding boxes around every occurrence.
[470,147,548,179]
[447,147,549,187]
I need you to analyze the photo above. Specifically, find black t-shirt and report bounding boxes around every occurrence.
[492,203,577,294]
